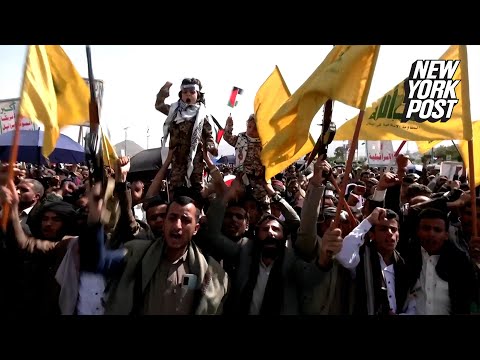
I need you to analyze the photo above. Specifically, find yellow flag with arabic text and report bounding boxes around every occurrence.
[335,45,473,142]
[260,45,379,178]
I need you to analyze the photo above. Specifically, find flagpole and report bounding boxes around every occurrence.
[333,46,380,228]
[394,140,407,157]
[468,140,478,237]
[219,86,243,144]
[78,125,83,144]
[457,45,476,237]
[451,140,463,162]
[328,173,358,227]
[1,46,30,231]
[334,109,365,227]
[85,45,103,187]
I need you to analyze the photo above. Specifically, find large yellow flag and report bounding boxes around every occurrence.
[20,45,90,157]
[335,45,473,142]
[260,45,379,178]
[255,66,315,180]
[459,121,480,187]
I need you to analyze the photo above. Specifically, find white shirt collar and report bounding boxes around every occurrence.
[22,205,34,215]
[421,246,440,261]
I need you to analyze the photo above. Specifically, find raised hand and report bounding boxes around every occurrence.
[0,179,19,207]
[64,181,77,194]
[377,172,399,190]
[158,81,172,98]
[366,207,387,226]
[311,159,331,186]
[87,182,104,225]
[318,220,343,267]
[115,156,130,183]
[0,164,25,187]
[207,143,218,157]
[396,154,409,171]
[225,116,233,128]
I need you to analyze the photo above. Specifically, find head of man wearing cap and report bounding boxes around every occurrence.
[404,173,420,183]
[255,214,288,266]
[271,179,285,194]
[178,78,204,106]
[317,206,349,238]
[365,177,378,198]
[401,173,420,199]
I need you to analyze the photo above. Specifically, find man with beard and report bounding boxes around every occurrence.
[15,178,44,234]
[155,78,218,199]
[1,179,78,314]
[203,160,300,272]
[205,161,339,314]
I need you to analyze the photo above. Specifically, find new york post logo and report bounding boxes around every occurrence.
[402,60,460,123]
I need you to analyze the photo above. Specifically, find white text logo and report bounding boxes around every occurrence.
[402,60,460,123]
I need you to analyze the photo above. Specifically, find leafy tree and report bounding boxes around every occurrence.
[434,145,462,162]
[334,146,346,161]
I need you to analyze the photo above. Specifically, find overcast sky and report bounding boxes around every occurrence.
[1,45,478,157]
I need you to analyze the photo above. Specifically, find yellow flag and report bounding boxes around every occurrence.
[459,121,480,187]
[19,45,89,158]
[335,45,473,141]
[416,140,442,154]
[19,46,58,157]
[255,66,315,180]
[260,45,379,178]
[102,128,118,168]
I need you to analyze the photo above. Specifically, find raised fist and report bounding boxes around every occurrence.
[396,154,409,170]
[158,81,172,98]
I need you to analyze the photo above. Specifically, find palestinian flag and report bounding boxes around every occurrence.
[227,86,244,108]
[210,115,224,144]
[224,174,236,187]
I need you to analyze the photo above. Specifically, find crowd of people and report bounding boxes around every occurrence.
[0,77,479,315]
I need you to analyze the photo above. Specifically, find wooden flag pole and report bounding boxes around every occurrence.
[332,46,379,228]
[394,140,407,157]
[1,47,30,231]
[333,110,365,227]
[328,173,358,228]
[1,113,22,231]
[468,140,477,237]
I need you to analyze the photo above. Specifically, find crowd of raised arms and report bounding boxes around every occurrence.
[0,77,479,316]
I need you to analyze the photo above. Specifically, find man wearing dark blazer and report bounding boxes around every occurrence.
[205,162,340,315]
